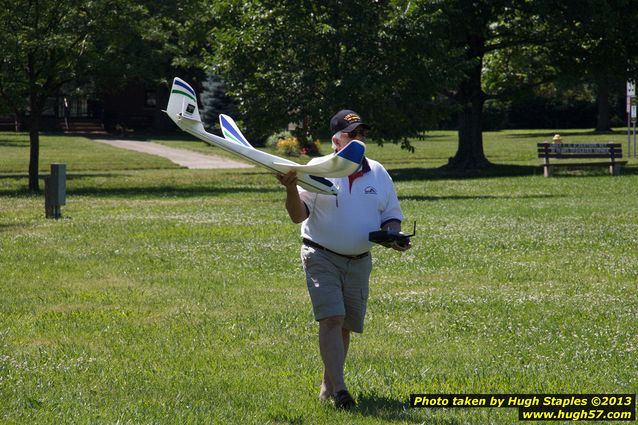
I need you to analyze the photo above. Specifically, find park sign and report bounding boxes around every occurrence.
[628,80,637,158]
[631,96,638,158]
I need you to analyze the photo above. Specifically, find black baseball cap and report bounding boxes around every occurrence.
[330,109,370,134]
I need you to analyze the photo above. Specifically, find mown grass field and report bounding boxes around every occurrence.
[1,130,637,424]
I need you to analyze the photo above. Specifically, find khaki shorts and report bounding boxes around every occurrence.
[300,244,372,333]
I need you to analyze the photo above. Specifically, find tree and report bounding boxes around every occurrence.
[0,0,119,191]
[209,0,637,168]
[408,0,558,169]
[542,0,638,131]
[91,1,218,91]
[200,72,236,131]
[451,0,638,140]
[0,0,214,191]
[0,66,26,132]
[209,0,449,152]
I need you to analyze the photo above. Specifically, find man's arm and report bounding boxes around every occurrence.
[276,171,309,224]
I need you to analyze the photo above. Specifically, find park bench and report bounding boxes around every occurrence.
[537,142,626,177]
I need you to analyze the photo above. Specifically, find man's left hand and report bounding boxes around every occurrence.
[381,221,412,252]
[389,239,411,251]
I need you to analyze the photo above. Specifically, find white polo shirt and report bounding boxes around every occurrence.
[298,158,404,256]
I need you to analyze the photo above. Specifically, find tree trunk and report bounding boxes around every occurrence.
[295,115,319,156]
[447,35,490,170]
[448,97,490,169]
[27,50,42,191]
[28,114,40,192]
[595,78,611,132]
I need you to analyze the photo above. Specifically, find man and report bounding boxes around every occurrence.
[276,109,410,409]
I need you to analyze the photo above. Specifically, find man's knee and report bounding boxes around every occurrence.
[320,315,344,329]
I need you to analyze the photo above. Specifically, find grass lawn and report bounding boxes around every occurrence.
[1,130,637,424]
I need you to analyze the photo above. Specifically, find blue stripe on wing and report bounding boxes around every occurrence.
[220,115,252,148]
[174,79,196,97]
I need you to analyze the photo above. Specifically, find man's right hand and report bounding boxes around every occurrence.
[276,170,299,191]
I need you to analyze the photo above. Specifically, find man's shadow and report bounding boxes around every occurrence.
[355,394,424,423]
[356,394,470,424]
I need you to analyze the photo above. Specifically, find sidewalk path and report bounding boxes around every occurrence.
[93,139,253,169]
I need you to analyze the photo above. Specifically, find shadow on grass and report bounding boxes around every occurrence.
[0,141,29,147]
[0,186,278,198]
[390,163,638,181]
[0,223,24,233]
[67,185,278,198]
[389,164,540,181]
[354,394,428,423]
[0,173,126,180]
[400,194,561,202]
[0,172,279,198]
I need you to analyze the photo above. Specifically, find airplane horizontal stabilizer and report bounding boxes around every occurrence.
[219,114,253,148]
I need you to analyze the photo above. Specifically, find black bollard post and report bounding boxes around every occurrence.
[44,164,66,219]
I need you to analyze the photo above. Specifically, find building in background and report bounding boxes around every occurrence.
[0,81,183,134]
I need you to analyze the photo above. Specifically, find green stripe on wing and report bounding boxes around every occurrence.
[171,89,197,102]
[223,129,243,146]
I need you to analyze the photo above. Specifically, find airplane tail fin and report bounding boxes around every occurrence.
[165,78,204,132]
[219,114,254,148]
[337,140,365,163]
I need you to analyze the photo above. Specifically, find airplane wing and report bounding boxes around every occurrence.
[219,114,364,177]
[273,140,364,177]
[164,77,343,196]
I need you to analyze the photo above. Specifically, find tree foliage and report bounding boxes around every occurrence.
[0,0,214,190]
[0,0,117,190]
[209,0,451,152]
[200,72,236,132]
[543,0,638,131]
[403,0,565,168]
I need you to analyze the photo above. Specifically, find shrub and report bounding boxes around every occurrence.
[300,139,321,156]
[266,130,293,148]
[276,137,301,156]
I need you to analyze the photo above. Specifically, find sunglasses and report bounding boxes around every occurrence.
[347,128,367,138]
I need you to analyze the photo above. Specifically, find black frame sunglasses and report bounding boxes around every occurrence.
[347,128,368,138]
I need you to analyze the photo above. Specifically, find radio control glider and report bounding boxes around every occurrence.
[165,77,365,196]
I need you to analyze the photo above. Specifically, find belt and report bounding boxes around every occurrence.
[302,238,369,260]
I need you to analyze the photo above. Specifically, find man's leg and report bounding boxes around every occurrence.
[319,372,332,400]
[319,327,351,400]
[318,315,348,399]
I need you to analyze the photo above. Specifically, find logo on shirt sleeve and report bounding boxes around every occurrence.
[364,186,377,195]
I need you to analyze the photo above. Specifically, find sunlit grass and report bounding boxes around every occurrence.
[0,132,178,174]
[0,131,637,424]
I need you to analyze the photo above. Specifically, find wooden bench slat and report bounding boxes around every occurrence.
[538,150,622,156]
[548,161,628,167]
[539,154,622,159]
